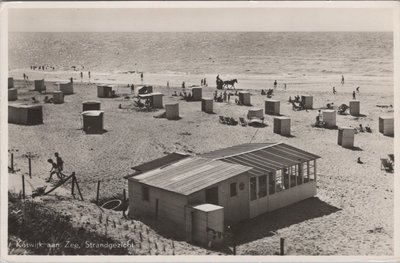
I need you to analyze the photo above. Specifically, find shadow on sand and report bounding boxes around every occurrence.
[231,197,341,245]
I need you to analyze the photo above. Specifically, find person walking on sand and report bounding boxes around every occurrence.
[204,78,207,87]
[131,84,135,94]
[182,81,185,89]
[332,86,337,94]
[284,83,287,90]
[55,152,65,177]
[201,79,204,86]
[352,91,356,100]
[167,81,170,88]
[88,71,91,79]
[274,80,277,89]
[80,72,83,80]
[341,75,345,85]
[356,86,360,93]
[70,77,73,83]
[46,159,62,182]
[140,72,144,83]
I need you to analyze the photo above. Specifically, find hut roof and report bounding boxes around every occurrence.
[129,157,252,196]
[138,92,164,98]
[201,142,320,176]
[130,153,190,173]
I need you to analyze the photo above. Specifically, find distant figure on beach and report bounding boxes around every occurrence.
[333,87,336,94]
[88,71,91,78]
[80,72,83,79]
[55,152,64,176]
[223,91,227,102]
[204,78,207,87]
[201,79,204,86]
[356,86,360,93]
[46,159,62,182]
[359,124,364,132]
[274,80,277,89]
[341,75,345,85]
[352,91,356,99]
[182,81,185,89]
[141,73,144,83]
[228,93,231,103]
[167,81,170,88]
[284,83,287,90]
[70,77,73,83]
[357,157,364,164]
[214,90,218,101]
[131,84,135,94]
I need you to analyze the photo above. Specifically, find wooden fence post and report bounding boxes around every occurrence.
[73,173,84,201]
[11,153,14,171]
[123,189,126,218]
[71,176,75,196]
[28,157,32,179]
[22,174,26,199]
[280,237,285,255]
[96,180,101,205]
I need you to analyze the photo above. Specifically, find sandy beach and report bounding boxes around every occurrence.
[7,68,394,255]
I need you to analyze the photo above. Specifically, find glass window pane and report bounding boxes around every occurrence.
[268,173,275,195]
[230,182,237,197]
[258,175,267,197]
[250,177,257,201]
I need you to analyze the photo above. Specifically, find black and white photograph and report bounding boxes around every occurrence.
[1,1,399,260]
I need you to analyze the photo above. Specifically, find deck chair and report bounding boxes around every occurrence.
[380,158,394,173]
[239,117,247,126]
[219,116,226,124]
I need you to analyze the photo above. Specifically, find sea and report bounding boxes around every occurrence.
[8,32,393,89]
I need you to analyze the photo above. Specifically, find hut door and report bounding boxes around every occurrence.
[205,187,219,205]
[191,211,201,243]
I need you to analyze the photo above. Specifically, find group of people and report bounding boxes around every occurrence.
[214,90,233,103]
[46,152,65,182]
[200,78,207,87]
[30,65,55,71]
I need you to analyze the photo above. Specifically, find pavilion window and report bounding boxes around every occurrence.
[283,168,290,189]
[250,177,257,201]
[276,170,284,192]
[304,162,310,183]
[268,172,275,195]
[309,161,315,181]
[258,175,267,198]
[290,165,298,187]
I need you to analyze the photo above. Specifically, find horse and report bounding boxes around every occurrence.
[223,79,238,89]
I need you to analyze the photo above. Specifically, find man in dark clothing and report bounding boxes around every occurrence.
[55,152,64,177]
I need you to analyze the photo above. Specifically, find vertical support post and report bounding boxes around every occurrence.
[11,153,14,171]
[280,237,285,255]
[155,198,159,220]
[71,176,75,196]
[314,160,317,181]
[28,157,32,179]
[96,180,101,205]
[288,168,291,189]
[232,235,236,255]
[73,173,84,201]
[274,172,277,193]
[123,189,126,218]
[22,174,26,199]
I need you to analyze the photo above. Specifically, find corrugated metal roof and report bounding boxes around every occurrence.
[201,142,320,176]
[131,153,190,172]
[129,157,252,196]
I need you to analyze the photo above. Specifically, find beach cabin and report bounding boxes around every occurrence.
[127,143,320,245]
[34,79,45,92]
[138,92,164,109]
[82,101,101,111]
[349,100,360,116]
[52,91,64,104]
[322,110,336,128]
[8,104,43,125]
[265,100,280,115]
[58,81,74,95]
[238,92,251,106]
[97,85,113,98]
[8,77,14,89]
[301,95,313,109]
[192,87,202,101]
[273,116,291,136]
[81,111,104,134]
[379,116,394,136]
[338,127,355,148]
[8,88,18,101]
[201,98,213,113]
[138,85,153,95]
[247,108,264,120]
[165,103,179,120]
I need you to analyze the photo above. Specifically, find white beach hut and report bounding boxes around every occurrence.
[52,91,64,104]
[322,110,336,128]
[239,91,251,106]
[82,110,104,134]
[8,104,43,125]
[8,77,14,89]
[379,116,394,136]
[273,116,291,136]
[201,98,213,113]
[301,95,313,109]
[165,103,179,120]
[83,101,101,111]
[192,87,202,101]
[349,100,360,116]
[8,88,18,101]
[338,127,355,148]
[265,100,280,115]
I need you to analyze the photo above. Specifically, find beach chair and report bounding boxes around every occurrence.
[380,158,394,173]
[239,117,247,126]
[224,117,232,125]
[229,117,238,125]
[388,154,394,164]
[219,116,226,124]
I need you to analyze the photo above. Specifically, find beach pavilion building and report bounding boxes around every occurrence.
[127,143,320,245]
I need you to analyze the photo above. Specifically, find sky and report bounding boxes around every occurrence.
[7,5,395,32]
